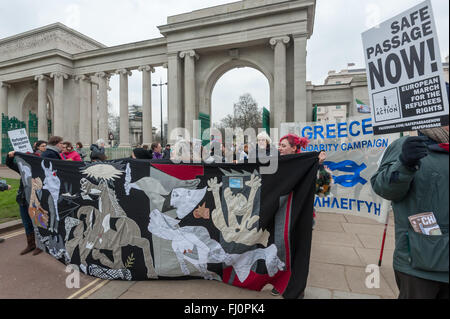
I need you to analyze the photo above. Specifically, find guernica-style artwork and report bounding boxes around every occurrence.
[14,152,318,299]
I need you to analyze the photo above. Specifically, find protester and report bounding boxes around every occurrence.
[41,136,64,159]
[75,142,87,161]
[163,144,171,159]
[371,126,449,299]
[271,134,329,297]
[132,147,152,160]
[33,140,47,156]
[169,139,194,162]
[60,141,82,161]
[90,139,107,161]
[0,179,11,191]
[205,141,224,163]
[5,151,41,255]
[239,144,249,162]
[151,142,163,159]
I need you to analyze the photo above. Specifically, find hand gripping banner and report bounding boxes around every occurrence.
[14,152,318,299]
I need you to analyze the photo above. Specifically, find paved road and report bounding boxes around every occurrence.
[0,229,99,299]
[0,211,398,299]
[0,166,20,179]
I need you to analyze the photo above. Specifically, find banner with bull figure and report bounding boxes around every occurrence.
[14,152,318,299]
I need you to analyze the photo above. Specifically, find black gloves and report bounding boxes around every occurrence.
[399,136,429,169]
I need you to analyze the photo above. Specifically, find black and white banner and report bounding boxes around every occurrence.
[362,0,449,135]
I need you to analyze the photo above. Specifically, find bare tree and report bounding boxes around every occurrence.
[215,93,262,132]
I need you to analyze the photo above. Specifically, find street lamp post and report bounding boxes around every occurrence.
[152,79,167,145]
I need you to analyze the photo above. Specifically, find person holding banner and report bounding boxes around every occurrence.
[32,140,47,156]
[41,136,64,159]
[371,126,449,299]
[60,141,82,161]
[5,151,41,255]
[271,134,329,297]
[0,180,12,243]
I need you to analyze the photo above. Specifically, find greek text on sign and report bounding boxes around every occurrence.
[362,0,449,135]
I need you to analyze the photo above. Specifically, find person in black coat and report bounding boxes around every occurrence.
[5,151,41,254]
[132,148,152,160]
[90,139,107,161]
[41,136,64,159]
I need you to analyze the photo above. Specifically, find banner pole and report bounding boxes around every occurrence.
[378,211,390,267]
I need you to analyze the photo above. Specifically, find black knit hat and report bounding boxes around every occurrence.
[133,148,152,159]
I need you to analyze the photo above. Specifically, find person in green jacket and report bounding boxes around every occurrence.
[371,126,449,299]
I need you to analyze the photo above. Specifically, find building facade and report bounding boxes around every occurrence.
[0,0,316,152]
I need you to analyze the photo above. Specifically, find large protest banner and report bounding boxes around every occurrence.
[14,152,318,299]
[362,0,449,135]
[282,116,399,224]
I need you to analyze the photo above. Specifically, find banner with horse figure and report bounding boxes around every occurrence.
[14,152,318,299]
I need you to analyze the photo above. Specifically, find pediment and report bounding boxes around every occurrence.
[0,23,105,63]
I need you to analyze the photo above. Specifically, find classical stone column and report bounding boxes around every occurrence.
[50,72,68,137]
[270,36,290,129]
[91,80,99,142]
[167,53,183,142]
[179,50,199,137]
[293,34,307,123]
[35,75,50,140]
[138,65,155,146]
[0,82,10,152]
[75,75,91,147]
[95,72,110,145]
[0,82,9,118]
[116,69,132,147]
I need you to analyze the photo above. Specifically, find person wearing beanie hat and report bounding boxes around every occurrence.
[371,125,449,299]
[132,148,152,160]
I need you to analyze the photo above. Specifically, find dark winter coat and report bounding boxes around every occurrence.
[41,145,61,159]
[371,136,449,283]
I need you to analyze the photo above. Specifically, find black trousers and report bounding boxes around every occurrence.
[395,270,449,299]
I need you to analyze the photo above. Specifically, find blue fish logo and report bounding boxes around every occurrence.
[323,160,367,188]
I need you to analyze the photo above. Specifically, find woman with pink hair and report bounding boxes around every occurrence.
[271,134,330,298]
[278,134,326,164]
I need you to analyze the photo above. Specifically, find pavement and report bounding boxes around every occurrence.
[0,209,398,299]
[0,165,20,179]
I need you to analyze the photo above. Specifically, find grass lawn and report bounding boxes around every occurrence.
[0,178,21,224]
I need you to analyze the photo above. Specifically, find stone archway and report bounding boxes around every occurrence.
[21,88,54,137]
[202,58,274,128]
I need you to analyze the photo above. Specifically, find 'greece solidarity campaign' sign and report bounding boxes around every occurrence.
[282,117,398,224]
[362,0,449,135]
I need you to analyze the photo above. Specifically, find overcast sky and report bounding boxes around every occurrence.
[0,0,448,127]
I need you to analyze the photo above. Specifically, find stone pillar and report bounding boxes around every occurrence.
[167,53,183,143]
[270,36,290,129]
[138,65,154,146]
[76,75,91,147]
[95,72,110,145]
[179,50,199,138]
[116,68,132,147]
[0,82,10,152]
[91,80,99,142]
[50,72,68,137]
[35,75,50,140]
[293,34,307,123]
[0,82,9,118]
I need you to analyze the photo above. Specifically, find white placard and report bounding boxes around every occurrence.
[362,0,449,135]
[8,128,33,153]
